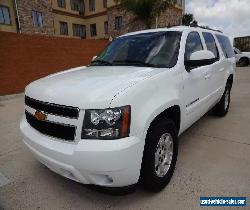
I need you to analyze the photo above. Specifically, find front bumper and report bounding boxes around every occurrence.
[20,116,144,187]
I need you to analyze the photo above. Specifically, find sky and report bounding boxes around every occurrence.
[185,0,250,39]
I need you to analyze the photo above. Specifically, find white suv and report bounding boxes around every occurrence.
[20,26,236,192]
[234,47,250,66]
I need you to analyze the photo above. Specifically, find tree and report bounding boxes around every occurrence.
[182,13,194,26]
[115,0,175,29]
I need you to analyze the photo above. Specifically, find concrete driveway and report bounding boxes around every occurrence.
[0,67,249,210]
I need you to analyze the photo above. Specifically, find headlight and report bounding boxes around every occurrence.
[81,106,131,140]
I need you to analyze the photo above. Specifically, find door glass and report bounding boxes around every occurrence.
[203,32,219,60]
[185,32,203,60]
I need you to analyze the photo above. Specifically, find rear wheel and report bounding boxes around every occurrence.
[239,57,249,67]
[141,118,178,192]
[213,82,231,117]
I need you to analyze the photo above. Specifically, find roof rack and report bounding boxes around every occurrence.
[189,25,223,33]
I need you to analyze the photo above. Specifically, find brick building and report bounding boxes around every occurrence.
[0,0,184,39]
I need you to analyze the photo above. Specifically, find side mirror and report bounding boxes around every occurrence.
[185,50,216,71]
[92,56,97,62]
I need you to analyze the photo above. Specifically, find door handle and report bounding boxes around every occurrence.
[219,68,225,72]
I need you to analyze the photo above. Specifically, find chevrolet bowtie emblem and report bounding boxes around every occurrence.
[35,110,47,121]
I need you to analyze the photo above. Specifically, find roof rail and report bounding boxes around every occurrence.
[188,25,223,33]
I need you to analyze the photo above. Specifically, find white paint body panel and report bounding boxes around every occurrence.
[20,26,236,187]
[235,52,250,63]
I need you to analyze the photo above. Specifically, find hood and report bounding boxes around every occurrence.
[25,66,161,109]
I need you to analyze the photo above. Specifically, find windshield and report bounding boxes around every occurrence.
[234,48,241,54]
[91,31,182,68]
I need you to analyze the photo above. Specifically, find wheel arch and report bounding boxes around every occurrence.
[145,105,181,140]
[239,56,250,66]
[227,74,234,87]
[239,56,250,61]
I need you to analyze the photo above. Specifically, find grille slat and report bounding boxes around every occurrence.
[25,111,76,141]
[25,96,79,119]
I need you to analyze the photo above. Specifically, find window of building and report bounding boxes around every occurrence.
[57,0,66,8]
[104,21,108,35]
[89,0,95,12]
[185,31,203,60]
[32,11,43,27]
[90,23,97,36]
[103,0,107,8]
[60,21,68,35]
[0,6,11,25]
[115,16,122,31]
[202,32,219,60]
[73,24,86,38]
[71,0,84,14]
[216,34,235,58]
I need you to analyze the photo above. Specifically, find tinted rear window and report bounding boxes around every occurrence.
[216,35,235,58]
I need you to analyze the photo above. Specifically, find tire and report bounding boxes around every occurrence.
[239,57,250,67]
[213,82,231,117]
[140,118,178,192]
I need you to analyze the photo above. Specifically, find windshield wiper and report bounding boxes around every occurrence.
[91,59,113,66]
[112,60,156,67]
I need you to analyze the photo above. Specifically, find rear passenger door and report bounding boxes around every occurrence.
[216,34,236,92]
[202,32,223,105]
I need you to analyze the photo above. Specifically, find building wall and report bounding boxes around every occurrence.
[157,7,183,27]
[86,14,108,39]
[0,0,17,33]
[1,0,184,39]
[107,6,146,38]
[0,31,108,95]
[107,5,183,38]
[52,0,109,39]
[84,0,107,16]
[107,0,116,8]
[16,0,54,36]
[52,0,82,15]
[54,13,84,38]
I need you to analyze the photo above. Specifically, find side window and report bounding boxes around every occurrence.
[115,16,122,31]
[32,11,43,27]
[0,6,11,25]
[216,34,235,58]
[203,32,219,60]
[185,32,203,60]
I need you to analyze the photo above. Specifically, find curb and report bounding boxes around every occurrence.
[0,93,24,102]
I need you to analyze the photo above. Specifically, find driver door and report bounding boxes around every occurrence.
[181,31,210,130]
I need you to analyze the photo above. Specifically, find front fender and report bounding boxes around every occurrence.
[110,70,183,141]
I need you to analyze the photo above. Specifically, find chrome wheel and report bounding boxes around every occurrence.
[224,89,230,110]
[155,133,173,178]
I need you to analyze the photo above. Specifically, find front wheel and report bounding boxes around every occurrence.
[213,83,231,117]
[140,118,178,192]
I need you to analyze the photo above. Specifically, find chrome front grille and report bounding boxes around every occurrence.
[25,96,79,141]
